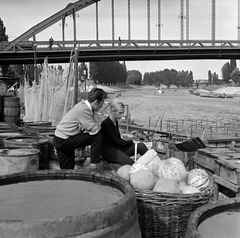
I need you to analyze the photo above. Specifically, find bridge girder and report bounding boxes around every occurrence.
[0,47,239,65]
[3,0,101,51]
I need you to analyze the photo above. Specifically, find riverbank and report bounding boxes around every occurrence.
[99,85,240,133]
[96,84,240,96]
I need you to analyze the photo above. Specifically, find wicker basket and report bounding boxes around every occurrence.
[97,163,215,238]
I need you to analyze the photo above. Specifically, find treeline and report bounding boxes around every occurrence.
[88,61,127,85]
[221,59,240,84]
[143,69,194,88]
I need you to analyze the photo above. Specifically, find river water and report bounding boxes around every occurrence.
[108,87,240,134]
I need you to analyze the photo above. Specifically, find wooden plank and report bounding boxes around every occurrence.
[215,160,240,186]
[213,175,240,193]
[193,163,214,176]
[194,152,217,172]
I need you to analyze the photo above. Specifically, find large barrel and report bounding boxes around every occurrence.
[0,170,142,238]
[4,136,49,170]
[0,132,26,147]
[0,147,39,176]
[0,96,3,121]
[186,197,240,238]
[25,121,52,126]
[24,125,56,136]
[0,122,19,133]
[0,80,7,96]
[3,96,21,125]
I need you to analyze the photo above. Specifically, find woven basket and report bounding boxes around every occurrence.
[97,162,121,176]
[97,163,215,238]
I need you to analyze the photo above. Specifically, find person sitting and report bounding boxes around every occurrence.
[100,98,148,165]
[53,87,108,169]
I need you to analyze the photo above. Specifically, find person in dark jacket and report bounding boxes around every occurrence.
[100,98,148,165]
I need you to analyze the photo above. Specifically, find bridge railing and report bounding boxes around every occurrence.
[1,40,240,52]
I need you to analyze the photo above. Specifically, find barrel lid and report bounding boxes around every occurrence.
[24,121,52,126]
[0,122,18,128]
[25,125,56,130]
[0,147,40,156]
[4,136,48,145]
[0,132,23,137]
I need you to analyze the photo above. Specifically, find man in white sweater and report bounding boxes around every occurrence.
[53,87,108,169]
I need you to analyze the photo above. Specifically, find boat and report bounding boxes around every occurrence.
[200,92,234,98]
[156,87,164,94]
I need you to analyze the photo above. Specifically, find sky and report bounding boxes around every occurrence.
[0,0,240,80]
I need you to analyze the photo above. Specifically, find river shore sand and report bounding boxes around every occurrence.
[98,85,240,132]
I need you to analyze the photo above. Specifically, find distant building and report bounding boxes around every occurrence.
[193,79,223,87]
[192,80,208,88]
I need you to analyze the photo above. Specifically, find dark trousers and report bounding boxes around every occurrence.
[101,142,148,166]
[53,133,102,169]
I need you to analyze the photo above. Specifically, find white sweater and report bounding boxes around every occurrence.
[55,100,100,139]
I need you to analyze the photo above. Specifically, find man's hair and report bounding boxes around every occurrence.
[88,87,108,103]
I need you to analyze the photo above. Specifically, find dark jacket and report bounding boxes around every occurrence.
[100,117,133,150]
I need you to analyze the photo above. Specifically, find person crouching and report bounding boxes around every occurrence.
[53,88,108,169]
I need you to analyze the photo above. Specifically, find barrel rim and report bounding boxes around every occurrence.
[24,121,52,126]
[0,170,137,236]
[25,125,56,129]
[186,197,240,237]
[0,147,40,156]
[4,136,49,145]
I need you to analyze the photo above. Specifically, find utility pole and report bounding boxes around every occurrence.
[180,0,184,41]
[186,0,189,41]
[238,0,240,43]
[212,0,216,46]
[147,0,150,45]
[73,47,79,105]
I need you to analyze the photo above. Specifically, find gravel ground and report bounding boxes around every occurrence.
[106,87,240,132]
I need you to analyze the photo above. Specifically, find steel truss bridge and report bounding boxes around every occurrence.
[0,40,240,65]
[0,0,240,65]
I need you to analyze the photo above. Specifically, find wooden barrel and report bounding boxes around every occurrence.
[24,125,56,136]
[0,132,26,147]
[0,170,142,238]
[0,80,7,96]
[0,122,19,133]
[24,121,52,126]
[0,96,3,121]
[3,97,21,125]
[4,136,49,170]
[0,147,39,176]
[186,197,240,238]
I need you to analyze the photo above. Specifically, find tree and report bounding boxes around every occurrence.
[221,62,231,83]
[176,71,191,88]
[127,70,142,85]
[0,18,9,76]
[212,72,219,84]
[0,18,8,41]
[89,62,98,83]
[168,69,178,86]
[230,59,237,73]
[189,71,193,83]
[0,18,24,81]
[230,68,240,84]
[143,72,152,85]
[89,61,127,85]
[208,70,212,85]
